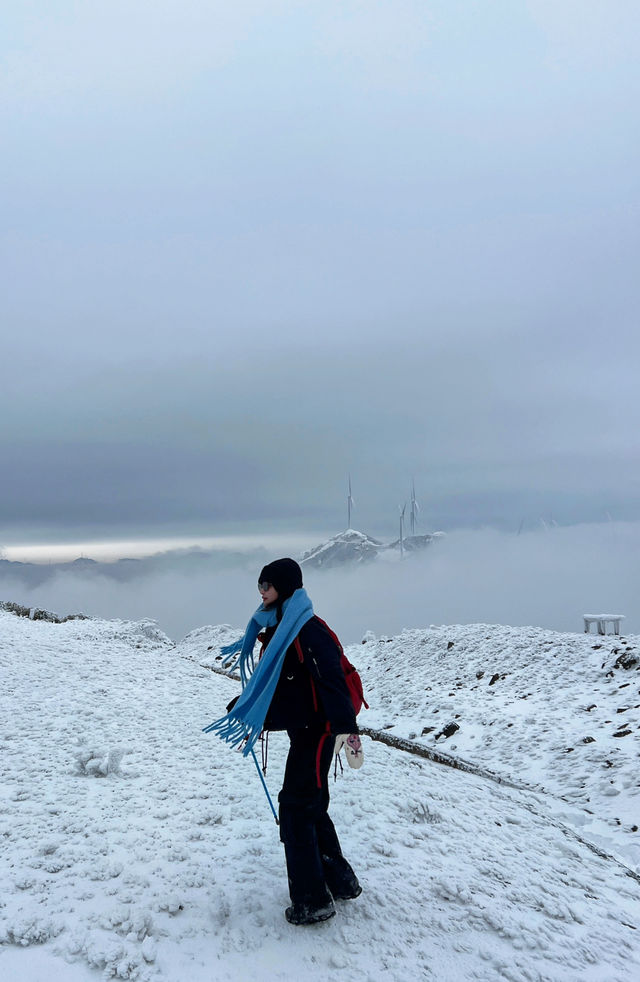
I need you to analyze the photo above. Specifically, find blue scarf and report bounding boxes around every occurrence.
[203,588,314,756]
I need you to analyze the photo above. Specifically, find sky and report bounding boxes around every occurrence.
[2,0,640,550]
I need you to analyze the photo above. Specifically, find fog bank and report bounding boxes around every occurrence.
[1,522,637,645]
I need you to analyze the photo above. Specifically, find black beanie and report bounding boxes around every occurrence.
[258,557,303,602]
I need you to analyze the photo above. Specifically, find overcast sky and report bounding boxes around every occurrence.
[2,0,639,548]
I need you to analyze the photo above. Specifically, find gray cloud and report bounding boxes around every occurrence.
[3,332,637,534]
[2,1,639,539]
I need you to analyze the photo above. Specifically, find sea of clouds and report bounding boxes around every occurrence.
[1,521,637,645]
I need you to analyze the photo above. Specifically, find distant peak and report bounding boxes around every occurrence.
[301,528,382,569]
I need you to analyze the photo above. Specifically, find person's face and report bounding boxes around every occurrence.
[258,581,279,607]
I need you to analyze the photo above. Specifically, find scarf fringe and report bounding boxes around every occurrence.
[202,715,262,756]
[220,638,244,671]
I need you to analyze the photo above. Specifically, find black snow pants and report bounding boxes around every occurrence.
[278,726,358,908]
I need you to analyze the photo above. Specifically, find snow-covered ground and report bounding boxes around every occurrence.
[355,624,640,872]
[1,608,639,982]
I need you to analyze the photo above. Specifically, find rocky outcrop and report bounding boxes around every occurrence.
[0,601,88,623]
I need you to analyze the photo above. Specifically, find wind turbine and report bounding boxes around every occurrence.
[409,479,419,537]
[399,503,406,559]
[347,475,354,530]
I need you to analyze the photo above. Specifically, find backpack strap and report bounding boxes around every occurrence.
[313,615,344,655]
[315,722,332,789]
[294,635,318,712]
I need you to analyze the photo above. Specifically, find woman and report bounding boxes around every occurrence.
[205,557,361,925]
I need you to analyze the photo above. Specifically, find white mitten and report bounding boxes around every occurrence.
[335,733,364,769]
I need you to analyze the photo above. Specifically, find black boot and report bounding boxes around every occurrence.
[280,805,335,924]
[285,896,336,925]
[316,812,361,900]
[321,853,362,900]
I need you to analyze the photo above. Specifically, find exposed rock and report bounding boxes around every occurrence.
[613,650,640,671]
[435,722,460,740]
[31,607,63,622]
[0,601,88,623]
[0,601,31,618]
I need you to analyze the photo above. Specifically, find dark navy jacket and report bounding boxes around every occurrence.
[262,616,357,735]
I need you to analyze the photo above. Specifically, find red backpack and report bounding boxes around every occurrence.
[294,616,369,716]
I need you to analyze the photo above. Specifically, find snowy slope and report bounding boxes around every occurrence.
[300,529,383,568]
[1,609,640,982]
[353,624,640,871]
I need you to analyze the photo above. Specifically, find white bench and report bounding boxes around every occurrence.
[583,614,625,636]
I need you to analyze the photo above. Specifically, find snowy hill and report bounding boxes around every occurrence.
[300,528,444,568]
[386,532,444,553]
[300,529,383,568]
[2,607,640,982]
[355,623,640,869]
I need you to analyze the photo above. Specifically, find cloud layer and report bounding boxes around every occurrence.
[2,522,637,644]
[2,1,639,535]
